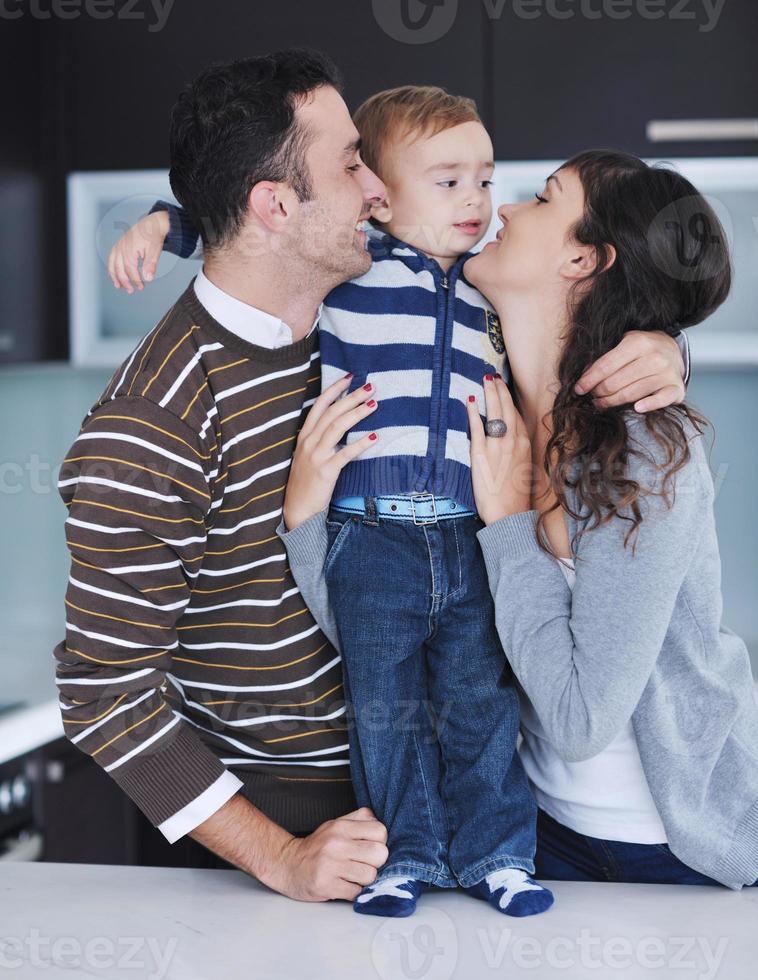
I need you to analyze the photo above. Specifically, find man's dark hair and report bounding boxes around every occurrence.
[169,48,343,251]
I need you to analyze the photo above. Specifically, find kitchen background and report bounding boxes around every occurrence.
[0,0,756,864]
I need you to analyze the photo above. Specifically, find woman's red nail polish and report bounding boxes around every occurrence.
[362,383,372,391]
[484,374,494,382]
[368,432,377,441]
[343,372,353,379]
[366,399,376,408]
[468,395,477,403]
[495,372,502,379]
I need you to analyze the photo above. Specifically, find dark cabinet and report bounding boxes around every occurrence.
[36,737,223,869]
[0,15,47,363]
[64,1,490,171]
[490,3,758,160]
[5,2,757,363]
[38,738,138,865]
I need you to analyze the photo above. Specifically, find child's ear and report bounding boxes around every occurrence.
[371,197,392,225]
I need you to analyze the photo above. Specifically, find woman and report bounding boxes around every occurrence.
[279,149,758,889]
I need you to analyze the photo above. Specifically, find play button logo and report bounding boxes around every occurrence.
[372,0,459,44]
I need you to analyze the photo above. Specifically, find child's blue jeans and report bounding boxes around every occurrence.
[324,497,538,889]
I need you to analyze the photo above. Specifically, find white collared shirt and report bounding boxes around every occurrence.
[193,266,319,347]
[157,771,243,844]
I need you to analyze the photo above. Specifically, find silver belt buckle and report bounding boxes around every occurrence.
[410,492,437,526]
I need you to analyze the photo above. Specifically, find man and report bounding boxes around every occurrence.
[57,48,688,903]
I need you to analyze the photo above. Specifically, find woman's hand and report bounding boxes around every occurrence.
[283,376,379,532]
[466,375,533,526]
[107,210,170,294]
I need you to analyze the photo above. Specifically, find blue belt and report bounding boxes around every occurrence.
[331,493,476,525]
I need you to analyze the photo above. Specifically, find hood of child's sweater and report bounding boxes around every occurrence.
[363,228,477,284]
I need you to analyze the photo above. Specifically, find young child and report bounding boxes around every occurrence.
[116,86,681,919]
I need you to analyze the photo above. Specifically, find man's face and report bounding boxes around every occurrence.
[286,85,386,286]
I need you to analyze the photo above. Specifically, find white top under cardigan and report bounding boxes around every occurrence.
[518,558,668,844]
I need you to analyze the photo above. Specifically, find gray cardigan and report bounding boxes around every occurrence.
[276,414,758,889]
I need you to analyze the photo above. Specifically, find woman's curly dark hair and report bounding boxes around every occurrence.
[538,150,732,554]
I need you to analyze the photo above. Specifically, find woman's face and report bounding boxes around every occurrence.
[466,166,587,297]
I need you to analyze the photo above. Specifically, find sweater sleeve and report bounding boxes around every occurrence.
[476,422,711,763]
[148,200,202,260]
[275,510,342,652]
[53,396,234,828]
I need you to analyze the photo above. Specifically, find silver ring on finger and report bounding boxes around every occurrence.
[485,418,508,438]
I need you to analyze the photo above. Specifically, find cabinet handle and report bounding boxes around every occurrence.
[45,761,65,783]
[647,119,758,142]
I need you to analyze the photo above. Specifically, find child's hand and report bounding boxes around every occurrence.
[575,329,686,412]
[107,210,170,294]
[283,376,379,532]
[466,374,533,526]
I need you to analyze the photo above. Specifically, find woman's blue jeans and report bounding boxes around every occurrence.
[324,501,538,889]
[535,808,758,887]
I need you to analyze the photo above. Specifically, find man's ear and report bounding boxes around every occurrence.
[248,181,295,233]
[560,243,617,282]
[370,197,392,225]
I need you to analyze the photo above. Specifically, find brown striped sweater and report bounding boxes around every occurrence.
[54,281,356,833]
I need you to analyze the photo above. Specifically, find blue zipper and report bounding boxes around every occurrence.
[415,256,462,491]
[383,234,470,494]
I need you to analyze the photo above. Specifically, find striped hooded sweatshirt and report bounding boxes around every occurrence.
[318,231,508,511]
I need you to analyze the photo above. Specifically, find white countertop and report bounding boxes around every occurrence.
[0,699,63,765]
[0,862,756,979]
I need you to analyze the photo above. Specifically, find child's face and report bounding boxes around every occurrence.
[378,121,494,270]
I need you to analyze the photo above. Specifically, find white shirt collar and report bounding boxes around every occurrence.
[193,267,319,349]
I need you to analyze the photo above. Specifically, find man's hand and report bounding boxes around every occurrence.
[269,807,389,902]
[574,330,686,413]
[107,210,170,294]
[190,793,388,903]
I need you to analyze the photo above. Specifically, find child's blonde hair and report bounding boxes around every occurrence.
[353,85,482,178]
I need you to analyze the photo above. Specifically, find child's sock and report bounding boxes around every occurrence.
[353,876,427,917]
[465,868,554,917]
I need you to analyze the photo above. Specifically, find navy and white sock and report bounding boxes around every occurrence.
[466,868,554,917]
[353,876,427,917]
